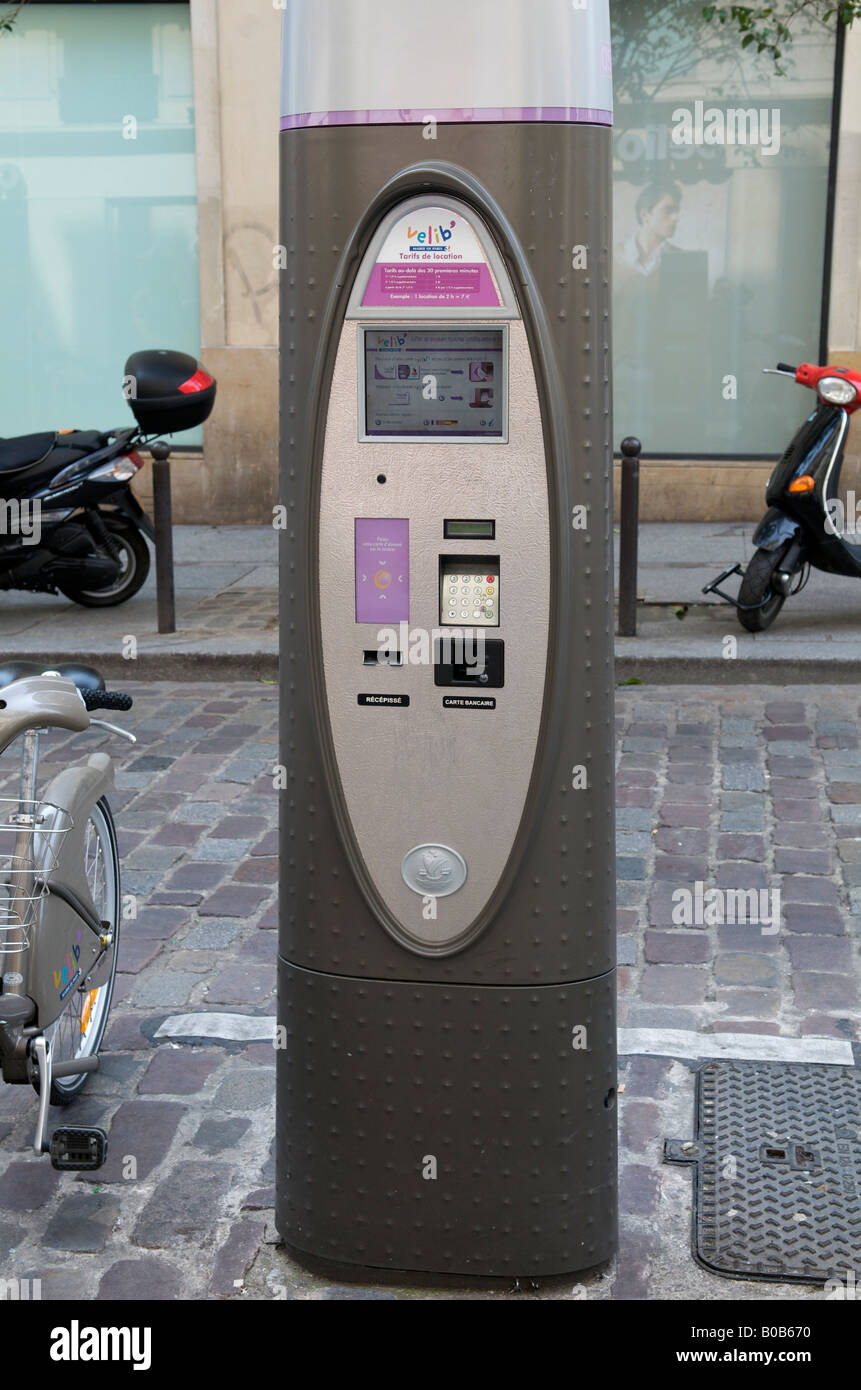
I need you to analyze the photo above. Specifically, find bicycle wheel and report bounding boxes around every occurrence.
[44,797,120,1104]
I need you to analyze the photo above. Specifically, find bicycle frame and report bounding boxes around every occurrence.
[0,678,117,1081]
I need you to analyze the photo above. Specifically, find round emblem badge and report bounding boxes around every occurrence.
[401,844,467,897]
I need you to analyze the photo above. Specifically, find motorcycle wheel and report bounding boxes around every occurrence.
[58,515,150,608]
[736,546,787,633]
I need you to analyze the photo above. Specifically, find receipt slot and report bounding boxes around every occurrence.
[277,0,616,1280]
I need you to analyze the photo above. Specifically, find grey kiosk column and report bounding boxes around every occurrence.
[277,0,617,1281]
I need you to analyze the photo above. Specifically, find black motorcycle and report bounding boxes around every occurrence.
[705,360,861,632]
[0,350,216,607]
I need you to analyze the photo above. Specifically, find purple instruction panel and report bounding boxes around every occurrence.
[355,518,409,623]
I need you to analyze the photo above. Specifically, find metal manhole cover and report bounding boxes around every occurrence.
[664,1060,861,1284]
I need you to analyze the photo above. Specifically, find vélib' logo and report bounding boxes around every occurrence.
[406,220,456,246]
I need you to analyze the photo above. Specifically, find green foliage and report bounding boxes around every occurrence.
[0,2,29,35]
[702,2,860,71]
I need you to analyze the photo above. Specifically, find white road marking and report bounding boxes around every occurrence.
[154,1014,856,1066]
[154,1012,276,1042]
[618,1027,854,1066]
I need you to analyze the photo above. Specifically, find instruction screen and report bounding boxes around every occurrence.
[363,329,505,439]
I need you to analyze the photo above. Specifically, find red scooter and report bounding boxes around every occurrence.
[705,361,861,631]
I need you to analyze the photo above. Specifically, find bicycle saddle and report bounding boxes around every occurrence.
[0,662,105,694]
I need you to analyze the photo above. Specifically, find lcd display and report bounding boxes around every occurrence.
[362,329,506,440]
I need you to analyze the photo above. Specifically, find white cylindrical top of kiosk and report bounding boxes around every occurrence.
[281,0,613,130]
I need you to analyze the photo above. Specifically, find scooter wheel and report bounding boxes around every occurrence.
[58,517,150,608]
[736,547,787,633]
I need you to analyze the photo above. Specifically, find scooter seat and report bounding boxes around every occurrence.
[0,661,106,694]
[0,432,57,472]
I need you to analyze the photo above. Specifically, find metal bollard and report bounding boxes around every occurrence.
[151,441,176,636]
[617,436,641,637]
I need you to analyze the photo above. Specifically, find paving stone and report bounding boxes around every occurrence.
[173,802,229,824]
[616,856,646,880]
[233,857,278,885]
[43,1193,121,1253]
[720,810,765,832]
[722,764,766,791]
[95,1100,186,1184]
[98,1054,146,1084]
[714,953,779,988]
[658,804,709,828]
[828,783,861,803]
[211,1218,266,1296]
[206,964,275,1006]
[166,862,227,892]
[134,1161,232,1249]
[133,907,190,942]
[242,1187,275,1210]
[615,807,656,831]
[199,885,269,918]
[617,936,637,967]
[134,971,199,1008]
[139,1049,223,1095]
[783,903,846,935]
[655,827,709,855]
[210,816,267,840]
[105,1014,153,1051]
[181,919,244,950]
[793,972,859,1010]
[117,939,163,975]
[652,853,708,881]
[644,931,710,965]
[716,924,780,953]
[765,702,805,722]
[715,989,779,1017]
[0,1221,22,1258]
[786,936,854,972]
[194,838,254,862]
[213,1070,274,1112]
[780,876,840,907]
[714,862,769,892]
[616,831,653,855]
[193,1117,251,1156]
[620,1164,661,1217]
[639,966,708,1006]
[620,1100,662,1156]
[774,848,832,876]
[0,1161,61,1212]
[621,1055,672,1099]
[800,1014,858,1040]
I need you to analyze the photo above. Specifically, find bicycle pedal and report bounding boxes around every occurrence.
[48,1127,108,1171]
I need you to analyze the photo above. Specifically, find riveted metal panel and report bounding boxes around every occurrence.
[279,124,614,984]
[276,960,617,1278]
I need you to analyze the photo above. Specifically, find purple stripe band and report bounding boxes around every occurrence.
[280,106,613,130]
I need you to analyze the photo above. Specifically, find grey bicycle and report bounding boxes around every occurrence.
[0,662,133,1171]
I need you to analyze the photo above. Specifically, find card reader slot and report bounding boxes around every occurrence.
[363,649,403,666]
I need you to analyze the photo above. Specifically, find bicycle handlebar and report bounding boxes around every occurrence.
[776,362,798,374]
[82,689,133,713]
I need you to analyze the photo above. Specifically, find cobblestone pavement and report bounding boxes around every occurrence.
[0,682,858,1301]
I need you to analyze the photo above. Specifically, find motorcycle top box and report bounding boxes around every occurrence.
[124,349,216,435]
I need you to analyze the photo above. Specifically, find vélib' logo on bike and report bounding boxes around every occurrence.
[54,931,82,999]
